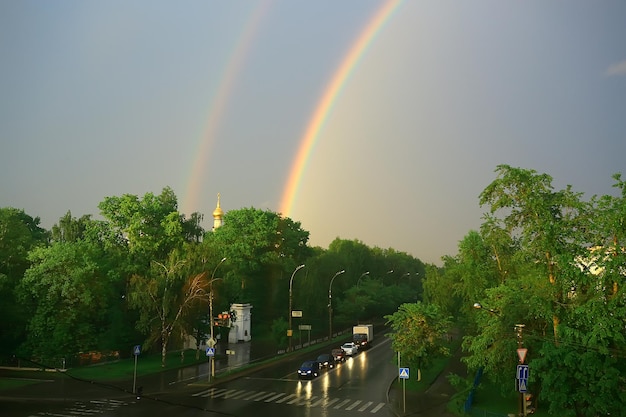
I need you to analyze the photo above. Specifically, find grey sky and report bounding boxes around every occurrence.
[1,1,625,265]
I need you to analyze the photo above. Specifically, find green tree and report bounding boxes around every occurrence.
[385,302,452,371]
[210,208,311,328]
[128,249,210,367]
[17,240,118,361]
[0,208,48,357]
[98,187,203,267]
[479,165,586,343]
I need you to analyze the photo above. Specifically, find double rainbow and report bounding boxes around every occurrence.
[278,0,402,216]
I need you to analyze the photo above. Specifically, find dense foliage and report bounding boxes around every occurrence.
[0,188,423,366]
[421,166,626,416]
[3,164,624,417]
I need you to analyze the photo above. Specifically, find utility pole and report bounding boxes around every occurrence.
[288,264,305,352]
[515,324,525,416]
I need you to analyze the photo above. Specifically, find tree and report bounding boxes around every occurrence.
[385,302,452,370]
[98,187,203,267]
[17,240,118,361]
[0,208,48,357]
[210,208,311,328]
[479,165,586,343]
[128,249,210,367]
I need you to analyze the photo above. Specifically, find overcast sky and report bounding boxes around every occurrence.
[2,1,625,265]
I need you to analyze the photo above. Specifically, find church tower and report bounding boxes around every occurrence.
[212,193,224,230]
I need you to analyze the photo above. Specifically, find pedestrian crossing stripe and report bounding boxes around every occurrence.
[191,387,386,413]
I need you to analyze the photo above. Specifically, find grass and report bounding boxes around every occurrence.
[65,349,209,381]
[471,376,551,416]
[0,377,45,390]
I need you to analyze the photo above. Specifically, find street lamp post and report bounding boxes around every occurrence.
[328,270,346,340]
[288,264,305,352]
[356,271,370,288]
[208,257,226,380]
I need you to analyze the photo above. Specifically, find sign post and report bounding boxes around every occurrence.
[399,367,409,414]
[132,345,141,395]
[206,347,215,382]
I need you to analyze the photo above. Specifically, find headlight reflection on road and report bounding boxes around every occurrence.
[321,371,330,394]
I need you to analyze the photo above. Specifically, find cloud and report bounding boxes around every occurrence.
[606,60,626,76]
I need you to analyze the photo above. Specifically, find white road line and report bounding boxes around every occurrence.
[358,401,373,411]
[334,398,352,409]
[212,388,237,398]
[253,392,278,401]
[286,395,301,404]
[310,397,338,407]
[345,400,362,410]
[264,392,287,402]
[230,390,254,399]
[275,393,296,403]
[370,402,386,413]
[240,391,261,400]
[299,396,318,406]
[224,389,247,399]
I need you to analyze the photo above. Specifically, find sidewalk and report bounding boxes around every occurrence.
[388,347,467,417]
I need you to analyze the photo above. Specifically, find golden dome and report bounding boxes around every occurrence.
[213,193,223,218]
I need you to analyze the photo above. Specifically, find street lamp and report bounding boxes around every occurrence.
[328,269,346,340]
[208,257,226,380]
[288,264,305,352]
[473,302,499,316]
[356,271,370,288]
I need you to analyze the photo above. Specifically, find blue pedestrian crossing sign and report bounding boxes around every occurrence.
[516,364,529,380]
[206,347,215,357]
[399,367,409,379]
[518,378,528,393]
[133,345,141,356]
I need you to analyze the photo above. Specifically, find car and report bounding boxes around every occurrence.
[297,360,321,379]
[341,342,359,356]
[316,353,336,369]
[331,348,346,363]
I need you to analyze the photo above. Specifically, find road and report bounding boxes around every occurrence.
[2,337,400,417]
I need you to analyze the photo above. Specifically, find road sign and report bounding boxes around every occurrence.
[133,345,141,356]
[207,337,217,347]
[518,378,528,393]
[291,310,303,318]
[517,348,528,363]
[299,324,312,330]
[399,367,409,379]
[516,364,529,380]
[206,347,215,357]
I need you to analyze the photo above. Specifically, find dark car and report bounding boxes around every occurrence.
[331,348,346,362]
[297,360,320,379]
[316,353,336,369]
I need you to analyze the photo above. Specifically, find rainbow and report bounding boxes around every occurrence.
[278,0,403,217]
[182,1,272,215]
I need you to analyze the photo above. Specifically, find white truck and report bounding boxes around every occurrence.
[352,324,374,350]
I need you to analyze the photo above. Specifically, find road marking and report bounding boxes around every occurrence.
[311,397,340,407]
[264,392,287,402]
[225,389,248,399]
[188,387,387,414]
[230,390,254,399]
[253,392,278,401]
[275,393,296,403]
[345,400,362,410]
[299,395,318,406]
[212,388,237,398]
[244,391,265,401]
[370,402,386,413]
[334,399,352,409]
[359,401,373,411]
